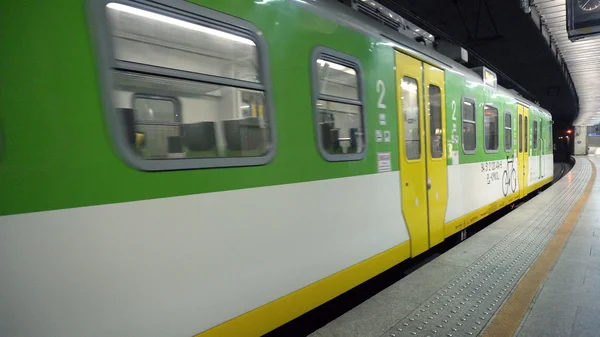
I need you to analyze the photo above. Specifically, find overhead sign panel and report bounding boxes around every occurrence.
[567,0,600,41]
[472,66,497,91]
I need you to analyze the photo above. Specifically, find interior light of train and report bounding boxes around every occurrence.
[106,2,255,46]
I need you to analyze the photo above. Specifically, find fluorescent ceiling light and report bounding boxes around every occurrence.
[106,3,255,46]
[317,59,356,75]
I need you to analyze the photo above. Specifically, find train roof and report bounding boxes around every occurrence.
[292,0,552,120]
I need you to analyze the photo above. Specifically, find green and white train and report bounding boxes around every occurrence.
[0,0,554,336]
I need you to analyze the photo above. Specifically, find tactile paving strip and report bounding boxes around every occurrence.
[384,163,592,337]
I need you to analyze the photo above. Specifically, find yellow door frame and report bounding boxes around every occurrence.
[395,52,428,257]
[523,106,530,197]
[517,106,523,198]
[517,104,530,198]
[394,51,449,256]
[423,64,448,247]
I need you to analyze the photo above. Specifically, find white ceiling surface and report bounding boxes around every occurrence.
[534,0,600,126]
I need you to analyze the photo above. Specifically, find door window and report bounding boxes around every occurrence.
[402,77,421,160]
[519,114,523,153]
[524,116,529,152]
[428,85,442,158]
[504,111,512,151]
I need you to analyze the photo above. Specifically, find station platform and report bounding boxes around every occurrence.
[310,157,597,337]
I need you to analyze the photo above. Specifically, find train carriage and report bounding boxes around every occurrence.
[0,0,553,336]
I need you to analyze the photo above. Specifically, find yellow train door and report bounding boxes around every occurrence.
[423,64,447,247]
[517,105,524,198]
[523,106,530,196]
[517,104,529,198]
[394,52,448,257]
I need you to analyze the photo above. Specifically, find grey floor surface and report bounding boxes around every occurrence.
[310,158,594,337]
[516,157,600,337]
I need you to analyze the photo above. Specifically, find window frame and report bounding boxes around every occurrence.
[549,124,553,152]
[504,110,513,152]
[401,76,422,162]
[311,46,367,162]
[483,104,499,153]
[428,84,443,160]
[461,96,477,155]
[518,114,522,153]
[524,116,529,153]
[87,0,277,171]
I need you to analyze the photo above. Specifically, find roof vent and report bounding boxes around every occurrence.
[350,0,435,47]
[434,39,468,64]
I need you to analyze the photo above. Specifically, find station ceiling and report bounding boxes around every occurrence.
[533,0,600,126]
[378,0,579,127]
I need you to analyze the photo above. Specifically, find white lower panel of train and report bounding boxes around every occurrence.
[0,171,409,337]
[445,154,553,223]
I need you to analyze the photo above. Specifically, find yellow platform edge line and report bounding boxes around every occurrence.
[482,159,596,337]
[194,241,411,337]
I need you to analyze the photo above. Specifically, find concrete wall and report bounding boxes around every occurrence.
[574,125,587,155]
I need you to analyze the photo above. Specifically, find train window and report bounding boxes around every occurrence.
[312,48,365,161]
[92,1,275,170]
[504,111,512,152]
[540,120,543,151]
[484,105,499,152]
[402,77,421,160]
[429,85,443,159]
[549,125,553,151]
[462,98,476,154]
[532,120,538,150]
[524,116,529,153]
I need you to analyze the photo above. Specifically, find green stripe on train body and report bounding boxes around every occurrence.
[444,71,552,165]
[0,0,401,216]
[0,0,551,217]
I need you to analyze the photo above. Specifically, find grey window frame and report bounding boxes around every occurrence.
[402,76,422,161]
[504,110,513,152]
[86,0,277,171]
[483,104,499,153]
[428,84,443,159]
[461,96,477,155]
[311,46,367,162]
[524,116,529,153]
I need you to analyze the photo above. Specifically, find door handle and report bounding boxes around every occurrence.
[426,177,432,190]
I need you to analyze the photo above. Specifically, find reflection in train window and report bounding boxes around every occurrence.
[105,2,271,167]
[402,77,420,160]
[504,111,512,152]
[462,98,476,153]
[428,85,442,158]
[549,125,553,152]
[484,105,499,152]
[314,54,365,160]
[524,116,529,152]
